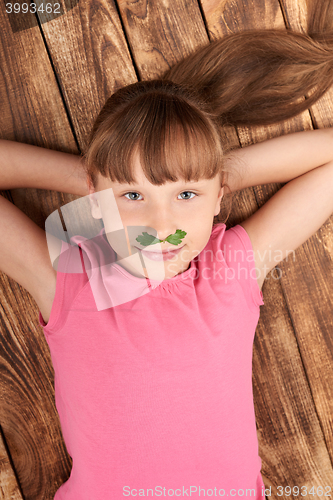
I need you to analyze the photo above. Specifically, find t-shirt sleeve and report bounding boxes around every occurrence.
[222,224,264,311]
[38,240,86,333]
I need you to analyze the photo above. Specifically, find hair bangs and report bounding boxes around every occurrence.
[84,89,224,188]
[133,95,224,186]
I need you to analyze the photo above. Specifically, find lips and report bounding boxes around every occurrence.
[134,245,184,262]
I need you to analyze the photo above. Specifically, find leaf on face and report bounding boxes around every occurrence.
[135,232,163,246]
[165,229,187,245]
[136,229,187,247]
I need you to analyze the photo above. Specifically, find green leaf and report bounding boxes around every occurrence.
[135,229,187,247]
[164,229,187,245]
[135,232,163,247]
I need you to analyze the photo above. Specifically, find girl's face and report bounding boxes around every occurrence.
[88,152,224,280]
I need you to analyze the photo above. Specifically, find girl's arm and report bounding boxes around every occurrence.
[226,128,333,192]
[0,140,88,196]
[0,140,88,323]
[229,128,333,289]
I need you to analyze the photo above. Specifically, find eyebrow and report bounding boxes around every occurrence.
[118,180,209,187]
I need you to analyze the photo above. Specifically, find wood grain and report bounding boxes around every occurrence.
[0,425,23,500]
[34,0,138,149]
[117,0,209,80]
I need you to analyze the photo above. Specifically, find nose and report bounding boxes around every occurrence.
[146,208,178,243]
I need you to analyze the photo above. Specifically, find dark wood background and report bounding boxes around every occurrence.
[0,0,333,498]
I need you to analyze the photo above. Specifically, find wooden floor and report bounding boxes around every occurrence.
[0,0,333,498]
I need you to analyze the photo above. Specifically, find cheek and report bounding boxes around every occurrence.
[115,205,142,227]
[97,193,124,230]
[195,228,213,250]
[186,213,213,239]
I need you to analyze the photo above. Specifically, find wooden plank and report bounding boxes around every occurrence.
[117,0,209,80]
[34,0,138,147]
[0,426,23,500]
[200,0,333,494]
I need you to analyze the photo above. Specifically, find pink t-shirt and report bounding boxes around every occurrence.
[39,222,265,499]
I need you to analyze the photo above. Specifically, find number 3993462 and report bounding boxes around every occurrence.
[274,485,331,497]
[5,3,61,14]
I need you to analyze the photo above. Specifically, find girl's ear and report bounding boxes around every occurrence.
[214,186,224,216]
[87,176,103,220]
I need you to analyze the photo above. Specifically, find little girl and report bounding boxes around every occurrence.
[1,0,333,498]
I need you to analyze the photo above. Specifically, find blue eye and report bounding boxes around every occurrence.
[178,191,196,200]
[124,192,142,201]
